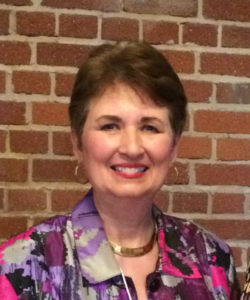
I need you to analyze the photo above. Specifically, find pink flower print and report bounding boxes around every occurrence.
[211,265,229,298]
[0,275,18,300]
[74,229,83,240]
[159,228,201,279]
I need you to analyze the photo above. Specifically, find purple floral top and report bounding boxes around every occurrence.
[0,190,240,299]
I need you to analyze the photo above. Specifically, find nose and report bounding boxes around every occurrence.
[118,128,144,159]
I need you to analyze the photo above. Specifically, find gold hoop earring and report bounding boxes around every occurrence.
[74,164,88,185]
[74,165,79,178]
[174,166,179,183]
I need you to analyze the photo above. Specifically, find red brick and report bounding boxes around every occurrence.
[247,248,250,265]
[173,192,208,213]
[222,26,250,48]
[0,158,28,182]
[165,162,189,185]
[0,189,3,209]
[0,41,31,65]
[41,0,121,11]
[178,136,212,159]
[0,130,7,152]
[51,189,86,211]
[124,0,198,17]
[8,189,47,211]
[0,0,31,4]
[16,11,55,36]
[154,190,169,212]
[194,110,250,134]
[53,131,72,155]
[183,23,217,46]
[33,159,76,182]
[196,219,250,240]
[13,71,50,95]
[201,53,250,77]
[59,14,97,39]
[212,193,244,214]
[216,83,250,104]
[0,10,9,35]
[10,130,48,154]
[203,0,250,22]
[0,71,6,93]
[37,43,92,67]
[55,73,75,97]
[0,101,26,125]
[231,247,242,268]
[32,102,69,126]
[0,217,27,239]
[196,164,250,186]
[163,50,195,74]
[217,138,250,161]
[31,217,48,227]
[143,21,178,45]
[102,17,139,42]
[182,80,212,103]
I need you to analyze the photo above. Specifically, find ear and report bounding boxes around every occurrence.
[169,136,180,166]
[71,131,83,164]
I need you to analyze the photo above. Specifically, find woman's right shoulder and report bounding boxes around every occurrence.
[0,215,73,298]
[0,215,70,273]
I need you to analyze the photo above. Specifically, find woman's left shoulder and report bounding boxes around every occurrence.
[160,213,241,298]
[160,213,236,283]
[190,219,231,254]
[161,213,231,254]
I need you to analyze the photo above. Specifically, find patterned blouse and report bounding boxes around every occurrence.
[241,262,250,299]
[0,189,240,299]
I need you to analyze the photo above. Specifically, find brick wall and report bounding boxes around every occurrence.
[0,0,249,287]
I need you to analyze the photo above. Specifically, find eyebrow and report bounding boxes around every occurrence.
[96,115,165,125]
[96,115,121,122]
[141,117,165,125]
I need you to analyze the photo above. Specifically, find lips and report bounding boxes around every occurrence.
[112,166,147,173]
[111,163,148,178]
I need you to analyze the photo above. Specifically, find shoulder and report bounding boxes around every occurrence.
[159,213,233,275]
[0,215,73,298]
[0,215,71,273]
[160,212,231,254]
[160,213,240,297]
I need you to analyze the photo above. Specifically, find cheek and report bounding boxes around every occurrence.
[83,133,115,164]
[149,137,175,163]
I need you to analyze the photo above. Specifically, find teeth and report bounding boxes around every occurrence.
[113,166,146,174]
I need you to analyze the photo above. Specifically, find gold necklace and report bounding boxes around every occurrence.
[109,224,157,257]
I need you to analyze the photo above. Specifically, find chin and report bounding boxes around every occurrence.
[107,183,159,200]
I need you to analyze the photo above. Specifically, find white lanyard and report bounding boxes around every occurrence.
[120,268,133,300]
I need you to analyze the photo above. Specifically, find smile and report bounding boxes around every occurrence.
[112,166,147,173]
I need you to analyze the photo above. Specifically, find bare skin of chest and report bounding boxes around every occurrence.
[115,243,159,300]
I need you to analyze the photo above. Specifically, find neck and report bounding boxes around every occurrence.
[93,190,155,248]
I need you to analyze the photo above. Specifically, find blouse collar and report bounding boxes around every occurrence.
[72,189,120,284]
[72,189,201,284]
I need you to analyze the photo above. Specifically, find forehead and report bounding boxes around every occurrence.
[88,83,169,118]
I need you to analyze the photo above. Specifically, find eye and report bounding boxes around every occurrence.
[100,123,119,131]
[142,125,159,133]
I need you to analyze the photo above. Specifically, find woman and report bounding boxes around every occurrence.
[0,42,240,299]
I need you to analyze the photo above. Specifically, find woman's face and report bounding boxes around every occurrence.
[73,83,177,200]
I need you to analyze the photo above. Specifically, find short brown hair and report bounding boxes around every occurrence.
[69,42,187,144]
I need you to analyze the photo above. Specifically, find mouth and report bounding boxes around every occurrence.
[110,164,148,178]
[111,166,147,173]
